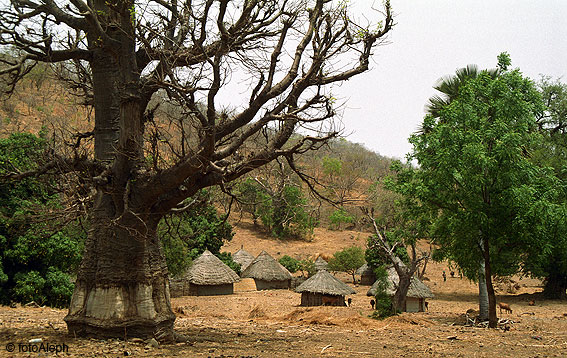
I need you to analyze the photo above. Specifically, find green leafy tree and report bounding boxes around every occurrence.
[159,191,235,277]
[0,132,85,308]
[328,246,365,283]
[526,77,567,299]
[278,255,301,273]
[328,208,355,230]
[395,54,560,327]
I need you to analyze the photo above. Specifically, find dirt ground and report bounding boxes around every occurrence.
[1,223,567,357]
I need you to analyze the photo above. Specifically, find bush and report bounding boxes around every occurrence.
[279,255,301,273]
[369,266,397,319]
[159,191,235,277]
[298,259,316,277]
[218,252,241,275]
[0,132,85,307]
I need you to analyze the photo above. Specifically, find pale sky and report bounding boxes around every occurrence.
[337,1,567,159]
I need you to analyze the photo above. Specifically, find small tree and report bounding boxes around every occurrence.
[279,255,301,274]
[328,246,365,283]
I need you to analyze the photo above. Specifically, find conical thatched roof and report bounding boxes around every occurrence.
[241,251,292,281]
[367,267,434,298]
[295,270,356,296]
[356,263,370,275]
[186,250,240,285]
[233,248,255,271]
[314,256,329,271]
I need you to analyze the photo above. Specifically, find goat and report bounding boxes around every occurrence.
[528,300,535,306]
[498,302,513,314]
[370,299,376,310]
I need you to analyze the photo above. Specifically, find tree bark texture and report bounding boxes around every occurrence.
[483,238,498,328]
[478,259,489,321]
[64,194,175,340]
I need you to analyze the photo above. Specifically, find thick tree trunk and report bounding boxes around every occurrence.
[64,194,175,340]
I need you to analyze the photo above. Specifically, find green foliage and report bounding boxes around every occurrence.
[278,255,300,273]
[328,208,355,230]
[236,177,316,240]
[395,55,560,283]
[322,156,342,176]
[159,193,235,277]
[328,246,365,283]
[298,259,316,277]
[524,77,567,298]
[0,132,85,307]
[369,266,397,319]
[217,252,241,275]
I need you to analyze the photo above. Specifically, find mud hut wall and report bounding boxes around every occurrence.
[300,292,346,307]
[188,283,234,296]
[254,279,290,290]
[405,297,421,312]
[360,272,376,285]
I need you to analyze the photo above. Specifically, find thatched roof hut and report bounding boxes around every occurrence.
[356,263,376,285]
[241,250,292,290]
[233,248,255,272]
[314,256,329,272]
[171,250,240,297]
[367,268,433,312]
[295,270,355,306]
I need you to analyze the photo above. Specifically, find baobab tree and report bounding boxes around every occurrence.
[0,0,393,340]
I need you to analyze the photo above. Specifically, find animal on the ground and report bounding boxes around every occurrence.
[370,299,376,310]
[424,301,429,311]
[347,298,352,307]
[528,300,535,306]
[498,302,513,314]
[322,295,341,306]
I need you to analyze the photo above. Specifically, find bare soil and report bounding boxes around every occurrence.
[1,222,567,357]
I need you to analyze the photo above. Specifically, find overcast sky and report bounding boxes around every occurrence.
[336,0,567,160]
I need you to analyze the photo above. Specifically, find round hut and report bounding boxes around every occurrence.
[295,270,356,306]
[314,256,329,272]
[356,263,376,285]
[367,268,434,312]
[233,248,255,272]
[172,250,240,296]
[241,250,292,290]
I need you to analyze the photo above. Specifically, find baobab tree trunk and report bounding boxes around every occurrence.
[64,193,176,340]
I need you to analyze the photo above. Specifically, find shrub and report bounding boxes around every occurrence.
[159,191,235,277]
[279,255,300,273]
[0,132,85,307]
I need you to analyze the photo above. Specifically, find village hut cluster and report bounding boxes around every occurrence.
[169,248,433,313]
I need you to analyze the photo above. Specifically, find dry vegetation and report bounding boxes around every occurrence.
[1,223,566,357]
